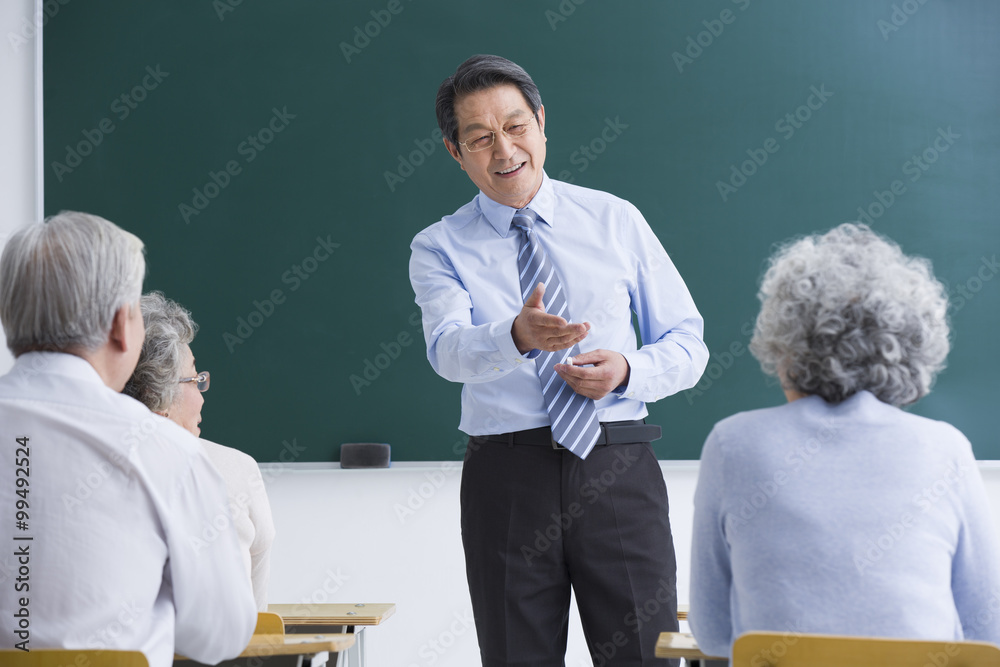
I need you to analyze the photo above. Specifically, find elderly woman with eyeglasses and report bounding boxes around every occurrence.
[688,223,1000,660]
[123,291,275,611]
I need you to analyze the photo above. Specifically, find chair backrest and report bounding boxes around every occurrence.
[0,649,148,667]
[255,611,285,636]
[732,632,1000,667]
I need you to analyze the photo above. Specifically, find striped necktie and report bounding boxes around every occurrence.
[513,208,601,459]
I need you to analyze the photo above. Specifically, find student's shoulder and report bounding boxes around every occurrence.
[93,392,207,473]
[199,438,261,476]
[129,409,205,468]
[74,391,208,488]
[708,401,791,443]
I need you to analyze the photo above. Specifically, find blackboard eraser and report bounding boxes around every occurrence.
[340,442,391,469]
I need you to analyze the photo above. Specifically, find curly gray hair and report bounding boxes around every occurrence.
[749,223,950,407]
[122,292,198,413]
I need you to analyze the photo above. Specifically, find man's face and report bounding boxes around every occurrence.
[445,84,546,210]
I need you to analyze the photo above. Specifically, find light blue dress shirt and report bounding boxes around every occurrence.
[409,173,708,436]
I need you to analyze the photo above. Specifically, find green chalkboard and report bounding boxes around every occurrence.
[44,1,1000,461]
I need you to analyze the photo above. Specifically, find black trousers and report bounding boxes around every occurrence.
[461,436,680,667]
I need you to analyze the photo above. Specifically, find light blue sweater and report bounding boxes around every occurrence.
[690,391,1000,659]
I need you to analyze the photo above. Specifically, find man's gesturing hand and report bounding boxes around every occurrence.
[512,283,590,354]
[554,350,630,400]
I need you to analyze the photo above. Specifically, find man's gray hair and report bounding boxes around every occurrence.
[749,222,950,407]
[436,54,543,150]
[0,211,145,356]
[122,292,197,413]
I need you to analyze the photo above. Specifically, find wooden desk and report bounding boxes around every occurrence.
[269,603,395,628]
[656,632,726,665]
[177,633,354,667]
[268,603,395,667]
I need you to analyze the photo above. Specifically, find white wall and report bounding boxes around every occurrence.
[0,0,38,376]
[264,462,699,667]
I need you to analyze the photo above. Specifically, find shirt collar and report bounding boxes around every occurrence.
[15,351,108,387]
[476,171,556,238]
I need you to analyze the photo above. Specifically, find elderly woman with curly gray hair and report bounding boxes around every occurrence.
[689,223,1000,659]
[124,292,275,611]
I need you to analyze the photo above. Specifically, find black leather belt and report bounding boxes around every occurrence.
[474,419,661,449]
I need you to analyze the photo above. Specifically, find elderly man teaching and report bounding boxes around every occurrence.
[410,55,708,666]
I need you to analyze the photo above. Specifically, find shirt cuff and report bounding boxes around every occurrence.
[614,351,640,400]
[493,315,534,367]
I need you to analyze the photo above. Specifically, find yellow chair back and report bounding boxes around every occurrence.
[0,649,148,667]
[733,632,1000,667]
[254,611,285,636]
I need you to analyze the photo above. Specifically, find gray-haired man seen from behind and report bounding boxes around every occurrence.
[0,212,256,666]
[410,55,709,666]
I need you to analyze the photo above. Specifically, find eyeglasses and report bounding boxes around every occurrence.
[459,116,536,153]
[179,371,210,392]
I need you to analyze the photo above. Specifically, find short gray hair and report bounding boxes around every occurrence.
[123,292,198,413]
[749,223,950,407]
[436,54,543,150]
[0,211,145,356]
